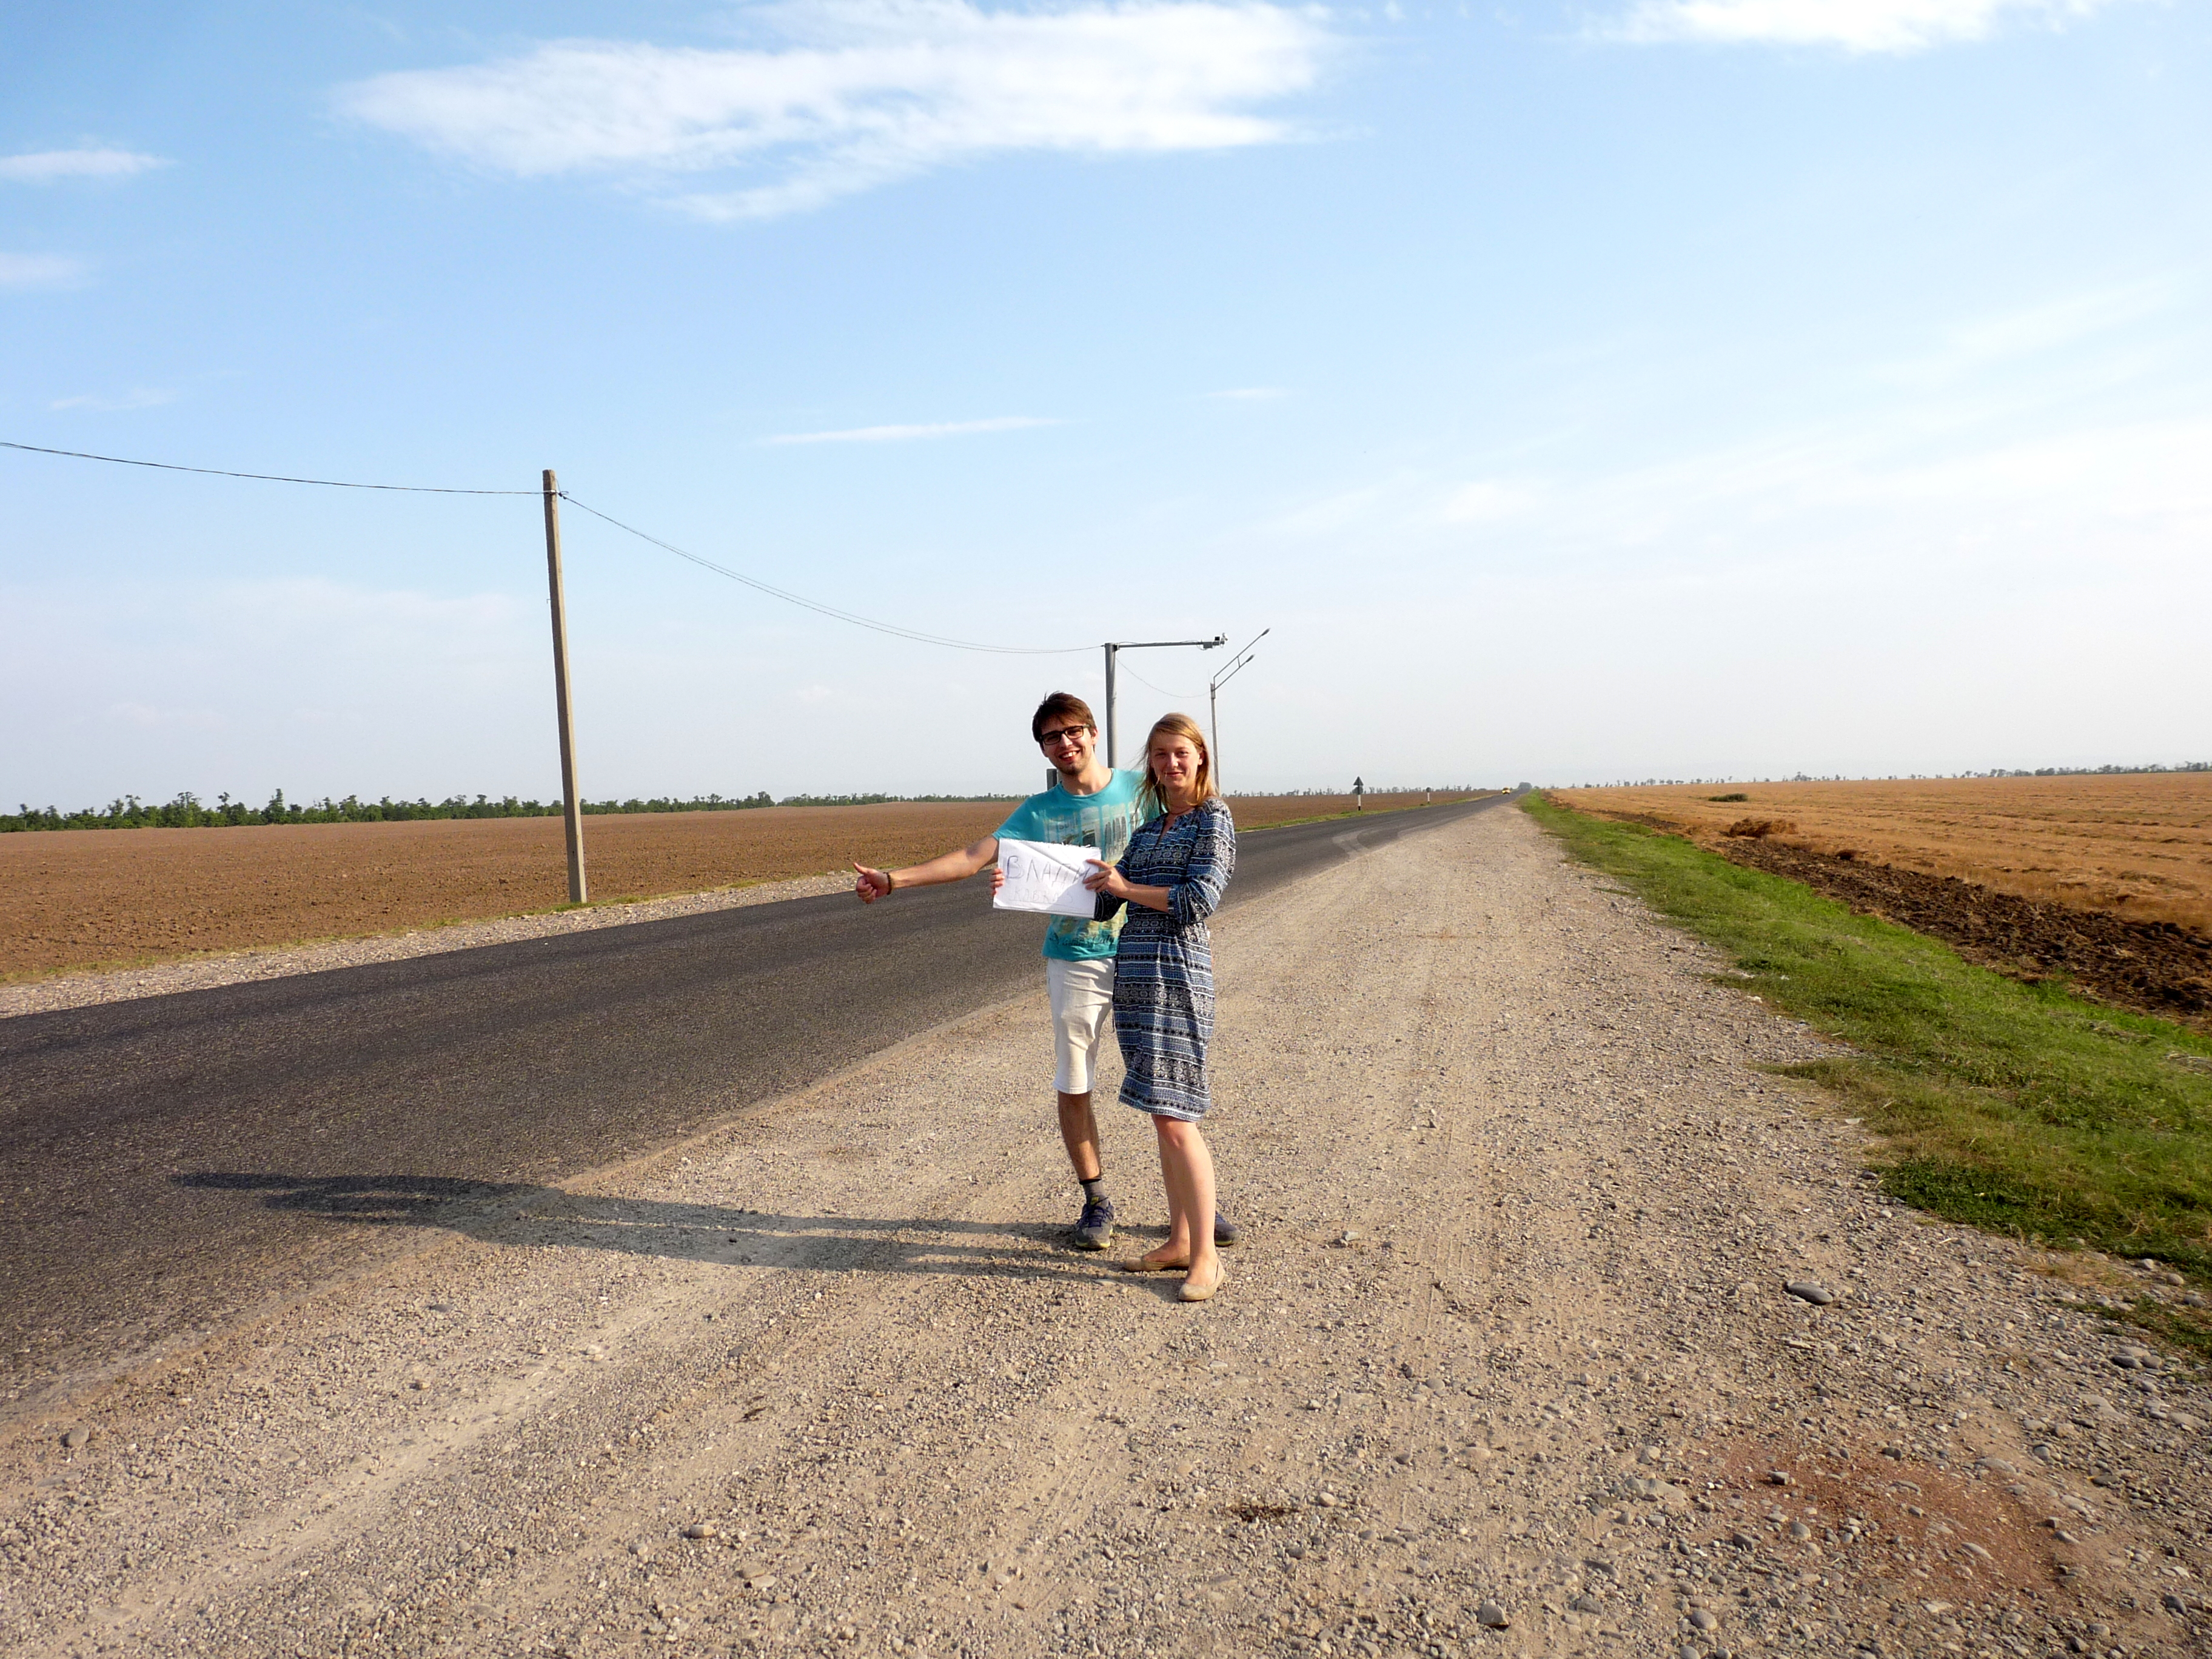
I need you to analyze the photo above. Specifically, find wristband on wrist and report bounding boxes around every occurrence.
[883,871,896,893]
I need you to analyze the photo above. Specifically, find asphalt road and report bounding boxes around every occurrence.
[0,794,1515,1412]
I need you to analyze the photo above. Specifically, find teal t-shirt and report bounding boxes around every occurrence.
[995,769,1148,961]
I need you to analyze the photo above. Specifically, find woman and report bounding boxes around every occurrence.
[1084,712,1237,1303]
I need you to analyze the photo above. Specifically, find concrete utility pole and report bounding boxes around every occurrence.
[1206,629,1268,793]
[1102,635,1227,767]
[542,469,588,905]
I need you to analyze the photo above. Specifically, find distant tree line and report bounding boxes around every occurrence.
[1571,762,2211,789]
[0,788,1016,833]
[1965,762,2211,778]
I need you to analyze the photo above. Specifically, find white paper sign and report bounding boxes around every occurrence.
[994,839,1105,919]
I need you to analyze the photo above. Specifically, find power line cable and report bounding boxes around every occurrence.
[1118,662,1203,700]
[1,439,535,494]
[556,492,1090,657]
[4,436,1091,655]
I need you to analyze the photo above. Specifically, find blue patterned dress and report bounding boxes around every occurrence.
[1094,797,1237,1121]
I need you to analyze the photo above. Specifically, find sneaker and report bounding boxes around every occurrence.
[1213,1205,1242,1247]
[1073,1195,1116,1250]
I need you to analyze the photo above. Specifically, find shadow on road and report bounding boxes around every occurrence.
[173,1171,1155,1288]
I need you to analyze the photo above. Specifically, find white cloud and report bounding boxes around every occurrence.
[211,577,523,643]
[109,700,222,731]
[50,387,178,412]
[2,577,546,804]
[0,253,85,289]
[1436,478,1540,524]
[1611,0,2122,53]
[0,148,170,183]
[764,414,1061,443]
[1873,280,2176,388]
[339,0,1332,217]
[1275,410,2212,572]
[1265,471,1415,537]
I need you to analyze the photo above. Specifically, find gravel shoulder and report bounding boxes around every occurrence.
[5,805,2208,1659]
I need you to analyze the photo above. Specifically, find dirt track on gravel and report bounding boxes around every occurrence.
[0,794,1455,980]
[7,805,2210,1659]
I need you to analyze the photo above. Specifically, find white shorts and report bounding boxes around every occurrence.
[1045,956,1116,1095]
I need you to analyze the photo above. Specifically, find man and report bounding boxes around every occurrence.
[852,692,1237,1253]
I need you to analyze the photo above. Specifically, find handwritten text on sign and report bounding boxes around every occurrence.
[993,839,1103,918]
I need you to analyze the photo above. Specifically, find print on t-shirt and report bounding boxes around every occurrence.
[993,770,1147,962]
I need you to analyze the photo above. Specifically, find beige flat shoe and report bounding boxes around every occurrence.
[1178,1262,1227,1304]
[1119,1253,1189,1274]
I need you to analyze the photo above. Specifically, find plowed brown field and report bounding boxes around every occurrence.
[1553,774,2212,934]
[0,794,1466,980]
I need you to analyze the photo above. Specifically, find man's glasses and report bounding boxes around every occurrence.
[1037,726,1091,747]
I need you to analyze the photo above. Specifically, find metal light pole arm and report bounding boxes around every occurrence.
[1204,628,1268,792]
[1101,633,1227,766]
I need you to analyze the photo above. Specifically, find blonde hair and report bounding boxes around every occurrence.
[1138,712,1218,817]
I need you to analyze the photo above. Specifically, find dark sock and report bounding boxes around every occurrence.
[1080,1177,1107,1204]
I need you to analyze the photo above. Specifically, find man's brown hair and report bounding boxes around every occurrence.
[1031,692,1097,743]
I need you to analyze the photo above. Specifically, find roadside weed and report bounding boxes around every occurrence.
[1524,793,2212,1289]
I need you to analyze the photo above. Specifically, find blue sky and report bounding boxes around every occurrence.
[3,0,2205,803]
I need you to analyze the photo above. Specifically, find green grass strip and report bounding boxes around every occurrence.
[1523,793,2212,1287]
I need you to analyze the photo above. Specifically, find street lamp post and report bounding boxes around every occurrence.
[1206,629,1268,793]
[1102,635,1227,766]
